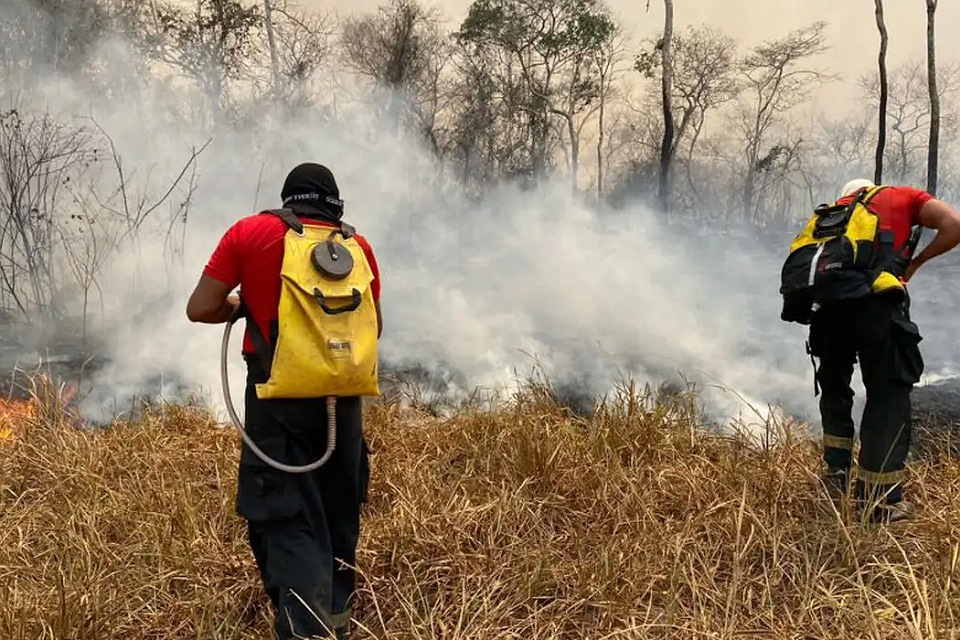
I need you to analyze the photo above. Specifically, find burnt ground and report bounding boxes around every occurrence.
[375,367,960,463]
[4,349,960,421]
[0,344,108,403]
[911,378,960,459]
[3,320,960,462]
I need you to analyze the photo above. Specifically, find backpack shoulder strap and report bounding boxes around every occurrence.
[262,208,357,239]
[861,185,888,207]
[339,221,356,239]
[844,186,873,209]
[262,208,304,234]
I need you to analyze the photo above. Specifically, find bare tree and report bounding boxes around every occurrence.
[0,100,206,339]
[59,212,117,344]
[636,25,740,209]
[874,0,888,183]
[926,0,940,195]
[0,108,94,318]
[0,0,112,84]
[733,21,829,223]
[93,122,209,292]
[132,0,263,127]
[262,0,281,85]
[803,110,875,205]
[546,16,619,194]
[860,60,959,185]
[593,32,628,204]
[255,0,336,111]
[60,120,208,336]
[341,0,450,148]
[599,95,669,207]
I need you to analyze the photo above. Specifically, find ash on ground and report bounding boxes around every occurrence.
[911,376,960,459]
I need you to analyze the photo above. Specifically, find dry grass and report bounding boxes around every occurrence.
[3,376,960,639]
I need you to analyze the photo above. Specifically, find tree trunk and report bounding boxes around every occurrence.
[657,0,675,215]
[926,0,940,196]
[874,0,888,184]
[565,114,579,194]
[263,0,281,88]
[741,165,756,225]
[596,87,605,207]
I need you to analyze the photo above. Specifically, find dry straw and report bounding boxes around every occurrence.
[2,372,959,639]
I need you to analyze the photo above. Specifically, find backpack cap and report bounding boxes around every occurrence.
[838,178,875,200]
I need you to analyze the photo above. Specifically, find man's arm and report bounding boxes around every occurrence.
[187,220,244,323]
[375,299,382,338]
[186,274,240,323]
[904,198,960,281]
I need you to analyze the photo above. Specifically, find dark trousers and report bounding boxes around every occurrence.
[237,359,370,640]
[809,293,925,505]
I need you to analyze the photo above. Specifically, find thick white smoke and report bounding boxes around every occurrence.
[6,5,959,434]
[68,95,820,430]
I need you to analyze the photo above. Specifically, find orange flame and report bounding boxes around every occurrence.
[0,398,37,443]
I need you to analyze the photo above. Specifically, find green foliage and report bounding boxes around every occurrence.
[455,0,616,61]
[634,37,664,79]
[453,0,617,118]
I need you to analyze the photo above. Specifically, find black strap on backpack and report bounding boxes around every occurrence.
[263,207,356,239]
[230,297,276,378]
[894,224,924,276]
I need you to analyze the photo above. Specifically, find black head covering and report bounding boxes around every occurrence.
[280,162,344,221]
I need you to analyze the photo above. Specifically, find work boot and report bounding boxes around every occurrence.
[819,466,849,499]
[866,500,917,524]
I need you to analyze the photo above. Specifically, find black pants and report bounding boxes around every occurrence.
[237,358,370,639]
[808,293,925,505]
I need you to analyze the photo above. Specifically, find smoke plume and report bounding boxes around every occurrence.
[5,2,959,433]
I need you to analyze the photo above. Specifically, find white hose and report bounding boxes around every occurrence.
[221,318,336,474]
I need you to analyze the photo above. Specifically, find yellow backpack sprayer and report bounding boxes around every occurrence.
[220,208,381,474]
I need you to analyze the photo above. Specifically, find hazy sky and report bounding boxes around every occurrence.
[306,0,958,105]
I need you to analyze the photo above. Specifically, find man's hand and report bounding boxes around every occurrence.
[902,259,921,283]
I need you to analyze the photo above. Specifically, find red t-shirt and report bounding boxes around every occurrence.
[203,211,381,354]
[837,185,933,251]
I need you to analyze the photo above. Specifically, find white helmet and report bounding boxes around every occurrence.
[838,178,875,200]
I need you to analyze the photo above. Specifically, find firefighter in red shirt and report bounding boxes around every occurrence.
[800,179,960,523]
[186,163,381,640]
